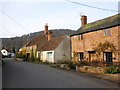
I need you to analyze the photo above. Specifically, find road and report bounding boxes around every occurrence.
[2,58,118,88]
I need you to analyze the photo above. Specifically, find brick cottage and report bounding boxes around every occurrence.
[71,14,120,64]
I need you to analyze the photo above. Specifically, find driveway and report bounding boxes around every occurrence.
[2,58,119,88]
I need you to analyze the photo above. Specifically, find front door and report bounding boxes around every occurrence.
[104,52,112,63]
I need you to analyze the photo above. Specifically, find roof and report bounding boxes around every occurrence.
[37,35,66,51]
[25,33,67,51]
[26,34,48,47]
[72,14,120,36]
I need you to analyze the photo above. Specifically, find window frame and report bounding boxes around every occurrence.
[104,29,107,36]
[107,28,111,35]
[78,52,84,61]
[78,34,83,40]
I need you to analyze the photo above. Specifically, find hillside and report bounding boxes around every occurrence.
[1,29,75,51]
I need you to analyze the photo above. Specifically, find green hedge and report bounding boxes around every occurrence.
[105,65,120,74]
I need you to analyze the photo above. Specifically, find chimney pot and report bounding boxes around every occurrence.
[44,23,48,34]
[81,15,87,26]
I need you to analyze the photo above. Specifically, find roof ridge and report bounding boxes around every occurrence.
[75,14,120,35]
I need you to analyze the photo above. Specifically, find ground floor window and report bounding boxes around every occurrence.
[104,52,112,63]
[78,52,84,61]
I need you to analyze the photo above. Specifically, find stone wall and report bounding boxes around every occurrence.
[76,66,109,74]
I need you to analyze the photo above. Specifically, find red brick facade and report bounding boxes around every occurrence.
[71,15,120,63]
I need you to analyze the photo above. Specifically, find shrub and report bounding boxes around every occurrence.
[105,65,120,74]
[60,61,76,69]
[16,53,25,58]
[77,61,89,67]
[70,63,76,69]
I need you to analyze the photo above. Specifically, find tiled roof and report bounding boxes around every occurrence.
[72,14,120,36]
[37,35,66,51]
[26,33,66,51]
[26,34,48,47]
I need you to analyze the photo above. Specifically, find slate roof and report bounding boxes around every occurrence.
[26,33,66,51]
[71,14,120,36]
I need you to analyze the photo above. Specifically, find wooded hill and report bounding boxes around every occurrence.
[1,29,75,52]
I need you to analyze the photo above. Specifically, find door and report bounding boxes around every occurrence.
[47,52,53,62]
[104,52,112,63]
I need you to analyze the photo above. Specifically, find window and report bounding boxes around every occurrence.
[104,29,107,36]
[107,29,111,35]
[78,35,80,40]
[78,52,84,61]
[78,34,83,40]
[104,29,111,36]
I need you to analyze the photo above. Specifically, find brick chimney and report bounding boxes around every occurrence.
[81,15,87,26]
[44,23,48,34]
[48,31,52,41]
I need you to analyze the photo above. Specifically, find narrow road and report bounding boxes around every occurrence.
[2,58,118,88]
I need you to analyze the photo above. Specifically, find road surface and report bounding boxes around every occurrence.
[2,58,119,88]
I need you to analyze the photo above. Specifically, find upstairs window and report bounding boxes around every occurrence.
[104,29,107,36]
[107,29,111,35]
[78,34,83,40]
[104,28,111,36]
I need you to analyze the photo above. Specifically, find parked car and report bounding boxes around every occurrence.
[1,49,14,58]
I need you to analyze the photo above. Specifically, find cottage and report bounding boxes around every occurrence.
[24,24,71,63]
[37,35,70,63]
[71,14,120,63]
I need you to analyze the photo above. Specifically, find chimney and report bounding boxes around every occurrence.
[44,23,48,34]
[48,31,52,41]
[81,15,87,26]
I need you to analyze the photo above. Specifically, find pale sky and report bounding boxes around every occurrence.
[0,0,119,38]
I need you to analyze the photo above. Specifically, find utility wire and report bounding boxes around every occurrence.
[66,0,118,12]
[0,26,19,36]
[0,9,30,33]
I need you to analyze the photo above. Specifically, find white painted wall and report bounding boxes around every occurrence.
[40,51,54,63]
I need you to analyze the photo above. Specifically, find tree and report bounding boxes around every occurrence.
[93,41,117,61]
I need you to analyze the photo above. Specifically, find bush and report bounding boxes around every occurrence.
[70,63,76,69]
[60,61,76,69]
[105,65,120,74]
[16,53,25,58]
[77,61,89,67]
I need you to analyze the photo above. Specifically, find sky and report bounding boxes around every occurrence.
[0,0,119,38]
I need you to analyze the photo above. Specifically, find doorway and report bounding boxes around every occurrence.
[47,52,53,62]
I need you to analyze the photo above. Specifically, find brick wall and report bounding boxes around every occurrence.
[71,26,119,63]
